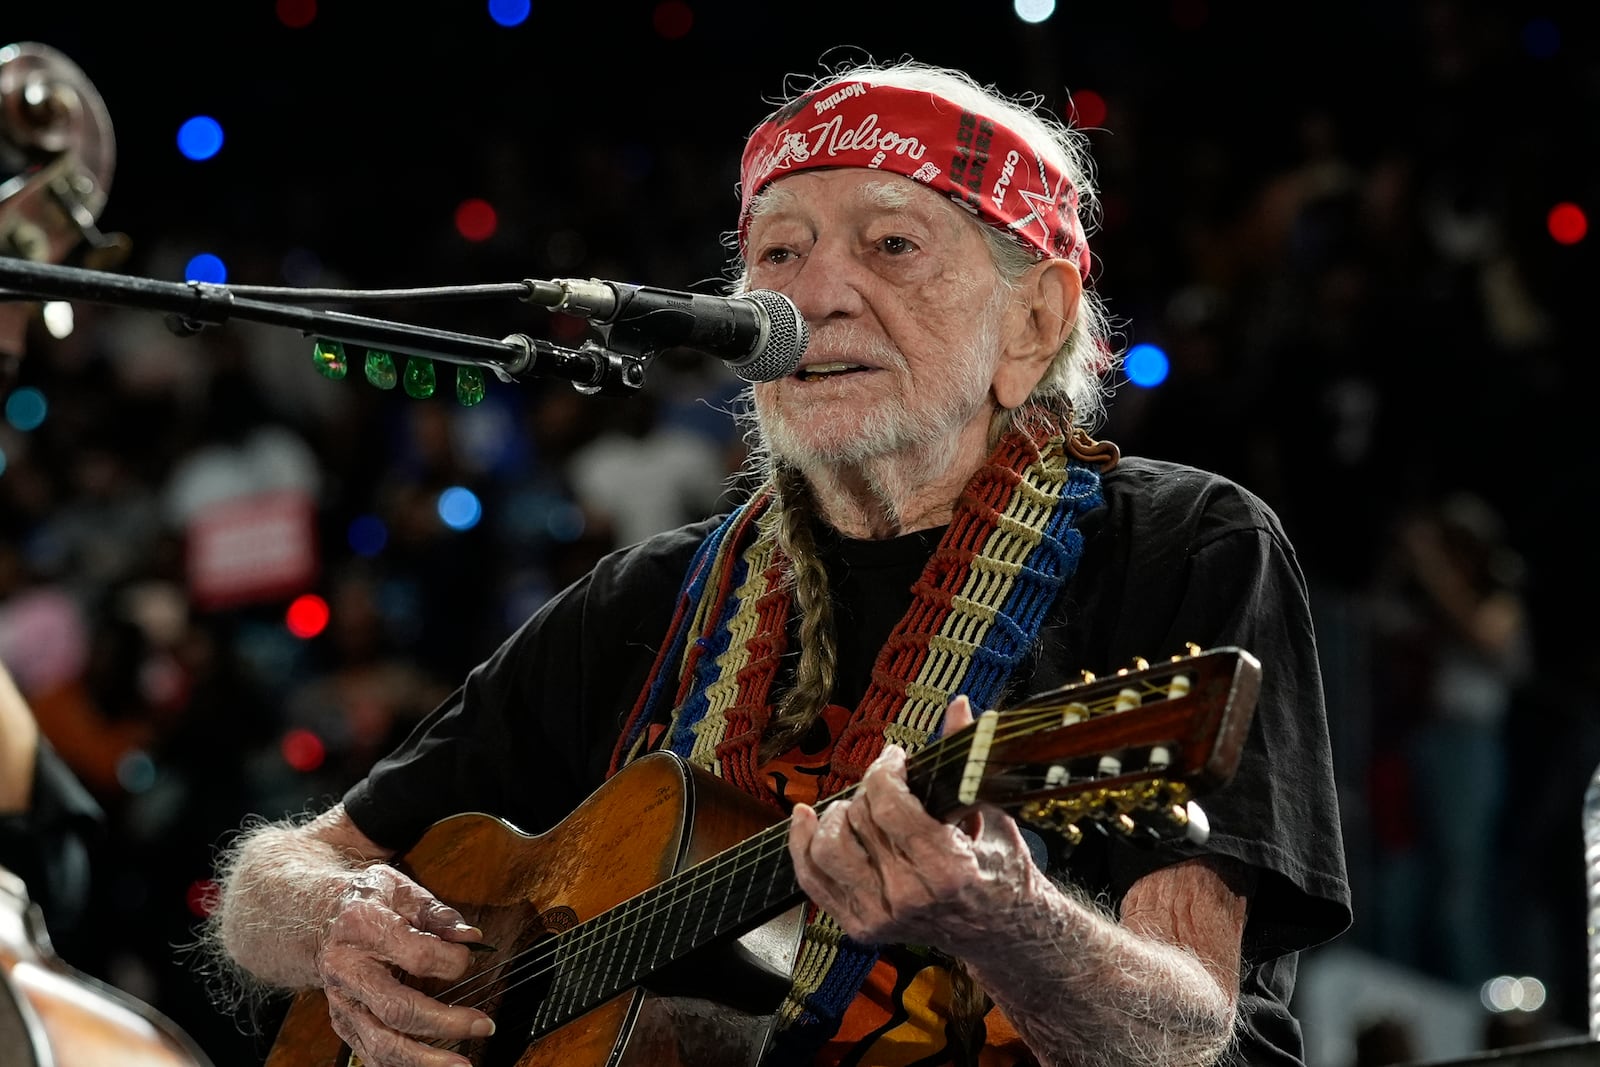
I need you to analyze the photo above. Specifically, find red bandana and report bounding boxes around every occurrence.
[738,81,1091,278]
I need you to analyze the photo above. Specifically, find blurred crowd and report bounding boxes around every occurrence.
[4,3,1599,1066]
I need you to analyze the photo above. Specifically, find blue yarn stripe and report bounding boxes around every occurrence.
[962,460,1102,703]
[662,552,748,758]
[620,504,746,761]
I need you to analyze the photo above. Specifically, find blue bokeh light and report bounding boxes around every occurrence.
[185,253,228,283]
[4,387,48,431]
[488,0,531,27]
[116,750,158,794]
[1522,17,1560,59]
[1124,343,1170,388]
[177,115,225,160]
[438,486,483,531]
[347,514,389,557]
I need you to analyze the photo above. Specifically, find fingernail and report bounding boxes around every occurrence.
[453,921,481,935]
[472,1016,496,1037]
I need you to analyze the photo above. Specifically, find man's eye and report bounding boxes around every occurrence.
[760,247,795,265]
[879,235,916,255]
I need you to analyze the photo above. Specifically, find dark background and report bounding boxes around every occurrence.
[3,2,1599,1065]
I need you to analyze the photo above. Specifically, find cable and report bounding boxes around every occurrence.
[216,281,536,304]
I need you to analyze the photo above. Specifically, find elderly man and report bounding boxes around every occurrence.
[206,60,1349,1067]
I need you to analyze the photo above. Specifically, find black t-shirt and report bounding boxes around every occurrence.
[345,456,1352,1065]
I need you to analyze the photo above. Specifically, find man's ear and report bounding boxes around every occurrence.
[992,258,1081,410]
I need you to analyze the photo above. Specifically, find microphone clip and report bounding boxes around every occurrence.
[566,339,648,396]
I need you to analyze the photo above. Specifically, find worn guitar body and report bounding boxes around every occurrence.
[267,752,804,1067]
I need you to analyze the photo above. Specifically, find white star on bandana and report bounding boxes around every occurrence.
[1010,157,1064,247]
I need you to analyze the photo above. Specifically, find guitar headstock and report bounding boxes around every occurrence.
[915,645,1261,852]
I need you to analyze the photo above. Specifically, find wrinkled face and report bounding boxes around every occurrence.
[744,169,1012,472]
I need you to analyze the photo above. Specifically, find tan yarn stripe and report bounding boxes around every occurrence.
[898,439,1067,738]
[780,912,849,1025]
[689,533,779,773]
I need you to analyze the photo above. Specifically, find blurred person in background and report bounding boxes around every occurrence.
[0,654,103,952]
[1366,491,1531,988]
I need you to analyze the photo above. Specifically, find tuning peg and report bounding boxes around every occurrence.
[1114,656,1151,678]
[1180,801,1210,845]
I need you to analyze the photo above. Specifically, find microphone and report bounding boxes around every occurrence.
[526,278,808,383]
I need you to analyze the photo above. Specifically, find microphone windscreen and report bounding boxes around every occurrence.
[734,289,808,383]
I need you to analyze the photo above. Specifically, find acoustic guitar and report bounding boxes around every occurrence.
[267,645,1262,1067]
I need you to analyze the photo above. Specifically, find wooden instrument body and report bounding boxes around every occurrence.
[1,865,214,1067]
[268,752,803,1067]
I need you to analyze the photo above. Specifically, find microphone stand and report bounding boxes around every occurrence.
[0,256,651,397]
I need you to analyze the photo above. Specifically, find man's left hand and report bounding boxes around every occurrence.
[787,695,1043,954]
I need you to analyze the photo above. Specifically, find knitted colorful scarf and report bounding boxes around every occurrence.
[608,415,1104,1052]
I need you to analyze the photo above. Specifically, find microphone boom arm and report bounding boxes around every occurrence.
[0,255,648,394]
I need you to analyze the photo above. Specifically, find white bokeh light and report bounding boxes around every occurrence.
[1014,0,1056,24]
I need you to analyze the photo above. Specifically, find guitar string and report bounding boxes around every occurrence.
[407,672,1200,1050]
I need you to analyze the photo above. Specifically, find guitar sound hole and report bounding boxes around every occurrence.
[472,930,554,1067]
[477,972,549,1067]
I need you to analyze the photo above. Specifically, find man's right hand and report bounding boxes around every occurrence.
[315,863,496,1067]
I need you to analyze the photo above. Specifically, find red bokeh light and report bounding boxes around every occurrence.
[653,1,694,39]
[286,593,329,639]
[1170,0,1208,30]
[549,313,591,342]
[1548,202,1587,245]
[1067,89,1107,130]
[281,727,327,773]
[275,0,317,29]
[455,198,499,242]
[187,879,220,918]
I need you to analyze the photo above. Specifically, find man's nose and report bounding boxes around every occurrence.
[782,239,867,326]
